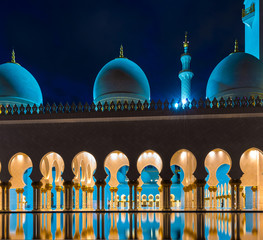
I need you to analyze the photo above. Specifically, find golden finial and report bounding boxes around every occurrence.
[183,31,189,48]
[119,45,124,58]
[11,49,16,63]
[234,39,239,53]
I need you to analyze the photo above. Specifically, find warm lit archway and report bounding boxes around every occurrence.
[104,150,129,210]
[204,149,232,210]
[72,151,97,210]
[240,148,263,210]
[137,150,163,209]
[40,152,65,210]
[8,153,33,210]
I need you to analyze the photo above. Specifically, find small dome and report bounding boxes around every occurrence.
[93,58,150,104]
[206,52,263,99]
[0,63,43,105]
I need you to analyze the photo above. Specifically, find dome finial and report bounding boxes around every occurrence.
[119,45,124,58]
[11,49,16,63]
[183,31,189,52]
[234,39,239,53]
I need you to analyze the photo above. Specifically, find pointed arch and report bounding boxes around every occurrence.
[104,150,129,187]
[170,149,196,186]
[72,151,97,187]
[204,149,232,186]
[8,152,32,189]
[240,148,263,186]
[40,152,64,185]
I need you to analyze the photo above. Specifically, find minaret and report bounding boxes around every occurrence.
[242,0,263,60]
[179,32,194,103]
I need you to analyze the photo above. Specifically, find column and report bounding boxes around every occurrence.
[114,187,118,209]
[192,184,197,209]
[189,185,193,209]
[42,189,47,210]
[81,186,87,210]
[161,180,172,211]
[208,187,213,209]
[128,181,133,210]
[32,182,43,211]
[251,186,257,210]
[195,180,206,210]
[63,181,74,211]
[101,181,106,211]
[89,187,94,210]
[213,187,217,209]
[236,182,241,210]
[134,181,138,211]
[95,182,101,211]
[138,187,142,210]
[230,182,235,210]
[16,188,21,210]
[55,186,62,210]
[183,186,188,209]
[1,182,12,211]
[74,183,81,210]
[110,187,114,210]
[45,183,53,211]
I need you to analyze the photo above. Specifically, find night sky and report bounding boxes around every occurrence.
[0,0,244,104]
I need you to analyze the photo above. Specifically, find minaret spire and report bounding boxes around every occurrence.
[183,31,189,53]
[119,45,124,58]
[234,39,239,53]
[11,49,16,63]
[178,32,194,103]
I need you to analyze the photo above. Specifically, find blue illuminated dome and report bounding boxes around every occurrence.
[0,62,43,105]
[206,52,263,99]
[93,57,150,104]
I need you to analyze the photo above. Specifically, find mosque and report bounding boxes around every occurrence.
[0,0,262,213]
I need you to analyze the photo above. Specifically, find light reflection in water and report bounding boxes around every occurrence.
[1,212,262,239]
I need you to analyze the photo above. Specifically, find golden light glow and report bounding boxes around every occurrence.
[17,155,23,161]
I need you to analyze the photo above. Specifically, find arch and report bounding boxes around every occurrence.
[40,152,64,185]
[8,152,33,189]
[240,148,263,186]
[204,149,232,186]
[104,150,129,187]
[170,149,197,186]
[72,151,97,187]
[137,150,163,174]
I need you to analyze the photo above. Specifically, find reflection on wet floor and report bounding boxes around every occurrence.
[0,212,261,239]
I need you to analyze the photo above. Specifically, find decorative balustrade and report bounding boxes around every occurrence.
[0,96,262,117]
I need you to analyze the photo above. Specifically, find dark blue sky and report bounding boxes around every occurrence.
[0,0,244,104]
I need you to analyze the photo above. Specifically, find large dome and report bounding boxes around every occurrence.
[93,58,150,104]
[0,63,43,105]
[206,52,263,99]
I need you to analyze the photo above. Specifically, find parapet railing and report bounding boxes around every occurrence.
[242,3,255,18]
[0,96,262,117]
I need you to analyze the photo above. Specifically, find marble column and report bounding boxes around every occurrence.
[161,180,172,211]
[208,187,213,209]
[89,187,94,210]
[128,181,133,210]
[134,181,138,211]
[114,187,118,209]
[74,183,81,210]
[236,182,241,210]
[239,186,244,209]
[189,185,193,209]
[1,182,12,211]
[63,181,74,211]
[81,185,87,210]
[183,186,188,209]
[192,184,197,209]
[32,182,43,211]
[195,180,206,210]
[251,186,257,210]
[230,183,235,210]
[16,188,24,210]
[45,183,53,211]
[110,187,114,210]
[101,181,106,211]
[95,182,101,211]
[213,187,217,209]
[55,186,62,210]
[138,187,142,210]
